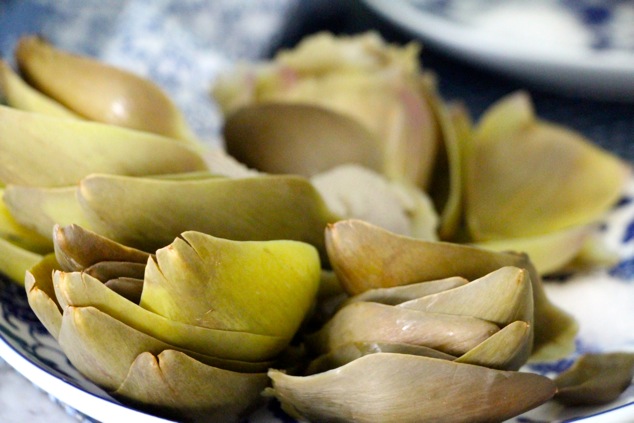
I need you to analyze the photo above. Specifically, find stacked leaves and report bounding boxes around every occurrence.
[27,224,321,421]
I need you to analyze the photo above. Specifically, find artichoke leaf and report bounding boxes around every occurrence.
[554,352,634,406]
[24,254,62,338]
[0,106,207,187]
[113,350,268,423]
[466,91,630,240]
[78,173,339,261]
[140,231,320,337]
[84,261,146,283]
[342,276,467,306]
[267,353,556,423]
[223,103,383,177]
[399,266,533,327]
[325,219,578,360]
[53,224,151,271]
[0,236,43,285]
[3,186,90,240]
[306,301,499,356]
[58,305,273,392]
[104,278,144,304]
[0,59,81,119]
[305,341,455,375]
[455,320,532,371]
[0,188,52,253]
[15,36,199,143]
[52,270,287,361]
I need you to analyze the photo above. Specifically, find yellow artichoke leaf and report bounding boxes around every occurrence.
[0,236,43,285]
[3,185,90,241]
[113,350,268,423]
[52,270,287,362]
[267,353,556,423]
[0,187,52,253]
[0,106,207,187]
[140,231,321,338]
[467,93,630,240]
[24,254,62,338]
[77,173,338,262]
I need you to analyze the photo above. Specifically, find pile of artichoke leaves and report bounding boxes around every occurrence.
[0,32,632,422]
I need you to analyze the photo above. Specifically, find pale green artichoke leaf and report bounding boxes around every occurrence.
[140,231,321,337]
[58,305,273,392]
[0,106,207,187]
[325,219,578,361]
[456,320,532,371]
[0,187,52,253]
[474,223,596,275]
[306,301,499,356]
[3,185,89,240]
[467,92,630,240]
[53,224,151,271]
[16,36,200,144]
[399,266,534,328]
[0,236,43,285]
[474,91,535,145]
[52,270,288,361]
[267,353,556,423]
[24,254,62,338]
[0,59,82,119]
[554,352,634,406]
[113,350,269,423]
[77,173,339,262]
[305,341,456,375]
[342,276,467,306]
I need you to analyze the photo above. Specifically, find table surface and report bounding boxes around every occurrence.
[0,1,632,422]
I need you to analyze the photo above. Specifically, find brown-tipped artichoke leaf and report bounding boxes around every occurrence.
[53,224,151,271]
[104,278,144,304]
[343,276,467,306]
[305,341,456,375]
[16,36,199,143]
[77,174,338,261]
[223,103,383,176]
[456,320,532,371]
[554,352,634,406]
[52,270,287,361]
[3,186,90,240]
[467,92,630,240]
[24,254,62,338]
[399,266,534,327]
[325,220,578,361]
[267,353,556,423]
[0,106,207,187]
[84,261,146,283]
[0,236,44,285]
[306,301,499,356]
[58,305,272,392]
[140,231,320,337]
[113,350,268,423]
[0,188,52,253]
[0,59,81,119]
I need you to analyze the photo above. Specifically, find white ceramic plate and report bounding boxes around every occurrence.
[362,0,634,101]
[1,178,634,422]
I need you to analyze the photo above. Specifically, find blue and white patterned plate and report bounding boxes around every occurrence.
[362,0,634,101]
[0,1,633,421]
